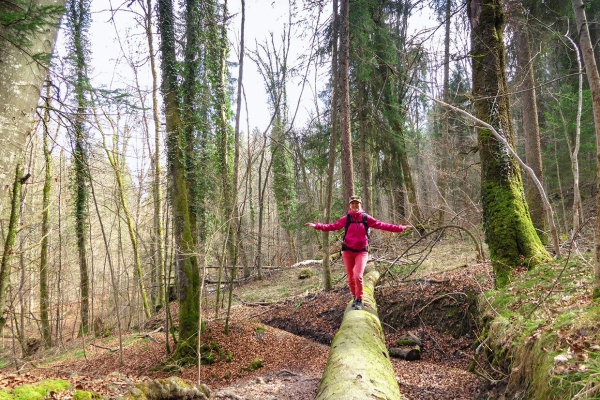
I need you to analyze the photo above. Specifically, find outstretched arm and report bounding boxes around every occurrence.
[367,215,413,233]
[305,216,346,231]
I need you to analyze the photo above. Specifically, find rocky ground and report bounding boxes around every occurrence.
[0,259,496,399]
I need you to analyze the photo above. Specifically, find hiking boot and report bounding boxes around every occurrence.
[351,297,358,308]
[354,298,362,310]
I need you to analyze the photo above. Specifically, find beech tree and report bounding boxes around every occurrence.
[0,0,65,209]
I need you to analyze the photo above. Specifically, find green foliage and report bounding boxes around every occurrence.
[542,86,596,201]
[244,357,264,371]
[0,390,12,400]
[200,341,226,365]
[271,123,298,231]
[0,0,64,63]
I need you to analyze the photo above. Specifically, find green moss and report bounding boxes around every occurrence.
[395,339,415,346]
[73,390,101,400]
[479,254,600,399]
[253,324,266,334]
[298,269,313,279]
[0,389,12,400]
[12,379,70,400]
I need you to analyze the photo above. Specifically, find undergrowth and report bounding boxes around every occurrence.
[476,252,600,399]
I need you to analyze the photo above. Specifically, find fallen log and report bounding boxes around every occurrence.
[315,268,402,400]
[389,346,421,361]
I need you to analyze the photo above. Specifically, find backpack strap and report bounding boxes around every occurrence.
[362,213,370,239]
[343,213,352,242]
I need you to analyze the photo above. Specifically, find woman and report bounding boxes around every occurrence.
[305,195,412,310]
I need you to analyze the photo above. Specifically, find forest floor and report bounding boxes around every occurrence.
[0,239,497,399]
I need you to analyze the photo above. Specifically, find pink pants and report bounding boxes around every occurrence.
[342,251,368,299]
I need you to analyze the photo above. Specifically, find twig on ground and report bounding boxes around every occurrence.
[90,343,119,352]
[134,327,163,343]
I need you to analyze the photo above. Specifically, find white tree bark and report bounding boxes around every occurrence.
[0,0,65,211]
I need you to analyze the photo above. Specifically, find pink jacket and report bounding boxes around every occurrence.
[314,208,406,251]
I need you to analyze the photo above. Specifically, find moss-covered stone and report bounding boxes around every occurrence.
[131,376,211,400]
[11,379,70,400]
[298,269,313,279]
[73,390,102,400]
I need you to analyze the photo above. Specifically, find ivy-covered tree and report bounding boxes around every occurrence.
[157,0,201,362]
[65,0,92,335]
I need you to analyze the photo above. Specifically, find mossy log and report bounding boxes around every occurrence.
[389,347,421,361]
[315,268,402,400]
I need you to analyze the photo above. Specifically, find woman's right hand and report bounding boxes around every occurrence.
[305,222,316,228]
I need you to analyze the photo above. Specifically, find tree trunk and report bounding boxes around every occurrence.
[158,0,200,360]
[358,82,372,213]
[513,17,547,243]
[315,269,401,400]
[438,0,452,224]
[339,0,355,206]
[40,82,52,348]
[142,0,165,312]
[67,0,91,335]
[572,0,600,299]
[468,0,550,287]
[0,163,24,334]
[322,0,340,292]
[0,0,65,210]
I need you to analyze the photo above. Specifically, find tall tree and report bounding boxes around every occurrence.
[140,0,165,312]
[572,0,600,298]
[65,0,92,335]
[0,0,65,209]
[40,79,53,348]
[467,0,550,286]
[321,0,340,292]
[510,7,547,242]
[157,0,201,361]
[339,0,354,205]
